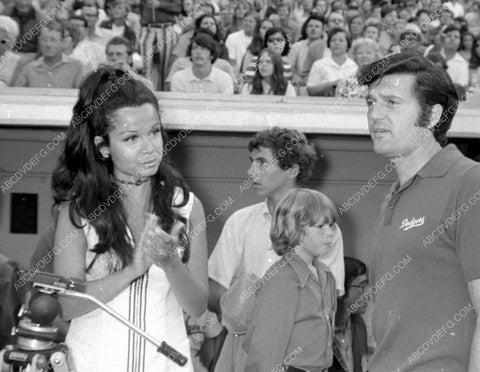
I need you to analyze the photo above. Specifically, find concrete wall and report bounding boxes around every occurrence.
[1,89,479,269]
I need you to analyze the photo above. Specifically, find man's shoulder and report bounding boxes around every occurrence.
[451,53,469,65]
[172,67,192,80]
[423,145,480,185]
[226,202,266,223]
[22,58,41,71]
[63,55,83,67]
[291,40,305,50]
[226,30,244,42]
[453,152,480,178]
[214,58,233,71]
[211,66,232,81]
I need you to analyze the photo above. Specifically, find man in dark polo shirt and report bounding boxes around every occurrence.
[358,52,480,371]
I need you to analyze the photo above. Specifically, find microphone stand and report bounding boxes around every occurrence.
[0,271,188,372]
[47,289,187,365]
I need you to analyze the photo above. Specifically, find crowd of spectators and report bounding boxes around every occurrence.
[1,0,480,96]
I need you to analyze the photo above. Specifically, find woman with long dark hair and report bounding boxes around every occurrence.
[242,48,296,96]
[243,27,293,83]
[240,18,273,74]
[459,31,474,62]
[52,67,208,371]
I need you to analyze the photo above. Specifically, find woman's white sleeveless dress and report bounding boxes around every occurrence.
[66,189,195,372]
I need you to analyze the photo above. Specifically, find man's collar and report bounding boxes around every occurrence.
[33,54,70,69]
[417,144,463,178]
[260,200,270,217]
[189,66,214,82]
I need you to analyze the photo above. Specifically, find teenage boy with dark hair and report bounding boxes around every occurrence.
[170,31,233,94]
[209,127,345,316]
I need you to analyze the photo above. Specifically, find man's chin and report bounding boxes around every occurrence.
[253,186,267,196]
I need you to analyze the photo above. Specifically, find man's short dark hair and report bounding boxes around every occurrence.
[248,127,317,185]
[416,8,429,18]
[381,5,396,18]
[106,36,133,54]
[357,52,458,146]
[41,20,65,38]
[300,15,325,40]
[105,0,128,10]
[188,31,218,63]
[70,15,88,27]
[443,24,461,35]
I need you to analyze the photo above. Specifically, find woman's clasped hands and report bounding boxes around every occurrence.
[136,214,186,270]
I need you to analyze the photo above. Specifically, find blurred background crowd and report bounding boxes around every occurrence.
[1,0,480,96]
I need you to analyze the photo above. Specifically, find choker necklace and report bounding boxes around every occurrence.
[114,177,151,186]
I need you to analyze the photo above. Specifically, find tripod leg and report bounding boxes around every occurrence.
[0,349,11,372]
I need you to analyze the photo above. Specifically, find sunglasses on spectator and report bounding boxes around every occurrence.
[268,37,284,42]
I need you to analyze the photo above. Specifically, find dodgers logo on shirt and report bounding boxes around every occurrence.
[399,216,425,231]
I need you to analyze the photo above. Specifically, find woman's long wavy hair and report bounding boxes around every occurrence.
[251,48,288,95]
[248,19,272,56]
[52,67,189,268]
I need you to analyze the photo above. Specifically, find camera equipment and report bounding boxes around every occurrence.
[0,272,187,371]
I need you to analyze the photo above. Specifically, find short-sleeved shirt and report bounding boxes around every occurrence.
[244,254,336,371]
[307,55,358,87]
[208,201,345,295]
[170,66,234,94]
[166,57,235,84]
[225,30,252,72]
[14,54,85,88]
[368,144,480,372]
